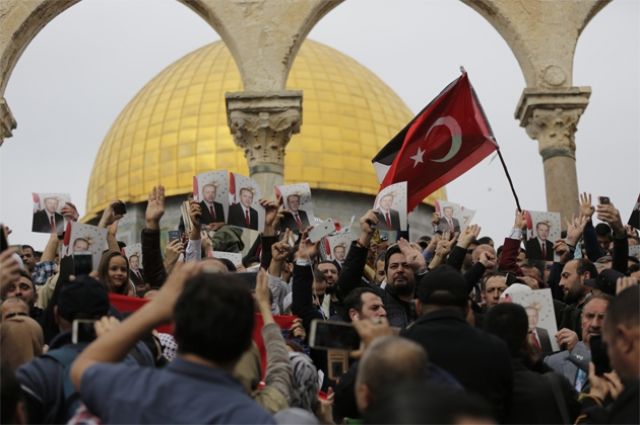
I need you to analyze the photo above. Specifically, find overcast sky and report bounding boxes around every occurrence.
[1,0,638,248]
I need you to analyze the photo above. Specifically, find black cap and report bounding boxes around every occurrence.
[584,268,625,296]
[57,276,109,322]
[417,265,469,307]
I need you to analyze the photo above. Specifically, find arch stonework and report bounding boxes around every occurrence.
[462,0,611,225]
[0,0,614,220]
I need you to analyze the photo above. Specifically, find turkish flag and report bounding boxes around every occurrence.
[373,72,498,211]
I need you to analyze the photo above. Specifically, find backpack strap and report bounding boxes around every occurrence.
[43,345,85,421]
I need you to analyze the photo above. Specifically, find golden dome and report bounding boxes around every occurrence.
[86,39,446,218]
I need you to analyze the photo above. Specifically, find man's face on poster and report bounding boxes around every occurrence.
[334,245,346,262]
[73,238,89,252]
[240,188,253,208]
[129,255,140,270]
[44,197,59,214]
[203,184,216,203]
[443,206,454,219]
[536,223,550,241]
[288,195,301,212]
[526,307,539,331]
[380,195,393,211]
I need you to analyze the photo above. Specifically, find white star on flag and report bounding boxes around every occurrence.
[410,147,425,167]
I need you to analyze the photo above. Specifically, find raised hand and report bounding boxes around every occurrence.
[579,192,595,219]
[553,239,571,264]
[164,239,184,272]
[61,202,80,221]
[296,231,319,260]
[616,276,639,295]
[145,186,165,230]
[98,201,124,228]
[565,214,588,246]
[397,238,427,272]
[188,201,202,230]
[457,224,481,248]
[596,201,625,237]
[514,209,527,230]
[478,250,497,270]
[261,198,283,236]
[358,210,379,248]
[0,248,20,288]
[271,229,292,262]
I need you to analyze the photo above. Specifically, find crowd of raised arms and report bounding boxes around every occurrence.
[1,187,638,425]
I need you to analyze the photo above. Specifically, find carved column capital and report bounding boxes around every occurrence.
[515,87,591,160]
[225,91,302,176]
[0,98,17,146]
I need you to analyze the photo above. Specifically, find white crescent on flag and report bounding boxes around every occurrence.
[426,116,462,163]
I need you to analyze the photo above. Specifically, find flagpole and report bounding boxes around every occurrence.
[496,148,522,212]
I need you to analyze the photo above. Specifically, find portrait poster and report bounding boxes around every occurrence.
[63,222,108,271]
[320,227,357,263]
[192,170,229,225]
[434,200,475,234]
[31,192,71,234]
[123,243,143,268]
[510,288,560,353]
[228,173,265,233]
[524,210,562,243]
[275,183,316,232]
[373,181,407,233]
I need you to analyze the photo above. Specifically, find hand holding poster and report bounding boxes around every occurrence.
[31,192,72,234]
[510,288,559,354]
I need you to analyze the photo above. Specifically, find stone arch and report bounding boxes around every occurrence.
[461,0,610,88]
[0,0,343,143]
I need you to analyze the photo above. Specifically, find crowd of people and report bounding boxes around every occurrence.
[1,186,639,424]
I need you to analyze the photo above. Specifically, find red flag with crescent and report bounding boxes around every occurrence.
[372,72,498,211]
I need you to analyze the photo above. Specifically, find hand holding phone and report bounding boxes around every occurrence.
[309,319,361,351]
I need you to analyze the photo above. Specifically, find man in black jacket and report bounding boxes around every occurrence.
[401,265,513,421]
[336,210,423,329]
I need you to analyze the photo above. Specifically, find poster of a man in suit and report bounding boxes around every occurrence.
[434,201,475,235]
[524,210,561,261]
[193,170,229,229]
[31,193,71,234]
[276,183,315,233]
[373,181,407,234]
[228,173,265,232]
[510,288,560,353]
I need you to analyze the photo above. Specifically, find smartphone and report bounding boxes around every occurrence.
[112,201,127,216]
[590,335,611,375]
[309,319,361,351]
[73,252,93,276]
[0,224,8,253]
[309,218,336,243]
[598,196,610,205]
[72,319,97,344]
[168,230,181,243]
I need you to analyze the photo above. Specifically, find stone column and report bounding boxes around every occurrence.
[516,87,591,224]
[225,91,302,196]
[0,98,16,146]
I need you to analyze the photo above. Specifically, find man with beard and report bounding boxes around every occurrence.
[336,210,423,328]
[545,294,611,392]
[556,258,598,338]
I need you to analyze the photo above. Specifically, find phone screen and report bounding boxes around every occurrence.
[598,196,610,205]
[72,319,97,344]
[310,319,361,351]
[589,335,611,375]
[168,230,181,243]
[73,253,93,276]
